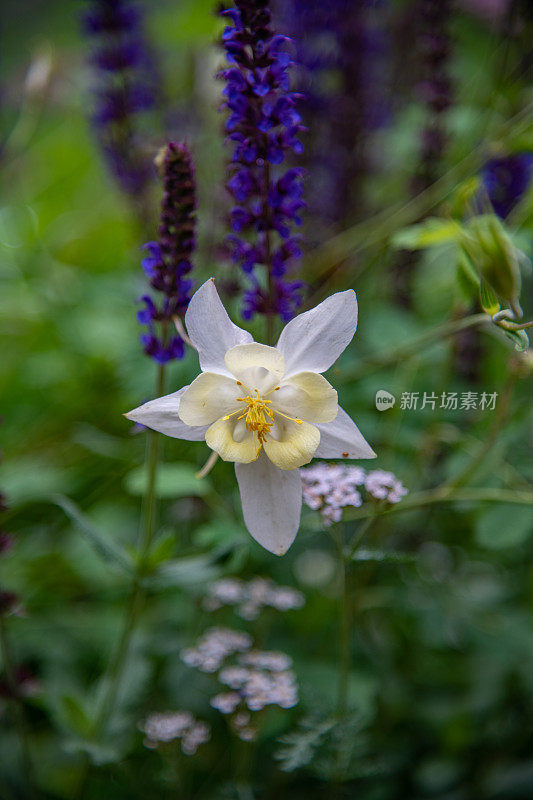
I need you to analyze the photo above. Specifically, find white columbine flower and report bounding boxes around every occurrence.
[125,279,375,555]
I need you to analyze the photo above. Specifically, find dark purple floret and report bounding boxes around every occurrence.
[82,0,159,197]
[481,153,533,219]
[219,0,307,322]
[137,143,196,364]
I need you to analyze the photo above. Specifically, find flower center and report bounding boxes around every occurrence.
[221,379,303,458]
[236,388,274,444]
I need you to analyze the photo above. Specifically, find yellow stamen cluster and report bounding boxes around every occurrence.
[222,380,303,458]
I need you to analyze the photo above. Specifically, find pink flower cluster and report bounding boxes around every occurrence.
[203,576,305,620]
[140,711,210,755]
[181,627,298,743]
[181,627,252,673]
[301,463,408,525]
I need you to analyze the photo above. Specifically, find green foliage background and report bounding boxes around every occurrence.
[0,1,532,798]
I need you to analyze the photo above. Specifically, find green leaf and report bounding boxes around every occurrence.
[52,495,133,573]
[479,280,500,315]
[123,463,211,498]
[351,549,418,565]
[392,219,460,250]
[475,504,533,549]
[60,694,93,738]
[64,738,122,766]
[145,530,176,569]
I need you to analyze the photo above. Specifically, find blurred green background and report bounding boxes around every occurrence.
[1,1,533,798]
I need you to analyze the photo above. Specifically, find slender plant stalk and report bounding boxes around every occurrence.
[346,516,377,559]
[445,373,516,490]
[338,313,489,384]
[76,363,166,798]
[335,526,350,719]
[343,486,533,523]
[302,101,533,288]
[0,617,36,798]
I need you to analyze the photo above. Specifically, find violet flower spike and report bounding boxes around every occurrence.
[137,142,196,364]
[82,0,159,196]
[219,0,307,322]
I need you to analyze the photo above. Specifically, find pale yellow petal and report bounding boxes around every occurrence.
[178,372,241,426]
[205,416,259,463]
[274,372,338,423]
[224,343,285,382]
[263,416,320,470]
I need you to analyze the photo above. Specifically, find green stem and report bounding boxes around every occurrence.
[302,101,533,288]
[343,487,533,523]
[0,616,36,798]
[346,516,377,559]
[445,374,515,490]
[498,319,533,331]
[338,313,488,384]
[334,527,350,719]
[75,363,166,798]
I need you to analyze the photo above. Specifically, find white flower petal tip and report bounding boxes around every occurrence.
[235,454,302,556]
[124,389,208,441]
[185,279,253,375]
[315,406,376,460]
[276,289,358,377]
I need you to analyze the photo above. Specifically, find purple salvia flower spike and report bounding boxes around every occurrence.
[219,0,306,323]
[82,0,159,198]
[137,143,197,364]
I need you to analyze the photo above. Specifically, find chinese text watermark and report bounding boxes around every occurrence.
[376,391,498,411]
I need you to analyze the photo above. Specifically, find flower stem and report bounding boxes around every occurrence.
[334,526,350,719]
[338,313,488,383]
[0,616,35,798]
[96,362,165,729]
[445,373,516,490]
[75,362,166,798]
[343,486,533,523]
[303,101,533,285]
[346,516,377,559]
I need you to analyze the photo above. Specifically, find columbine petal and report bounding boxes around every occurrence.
[205,417,259,463]
[264,417,320,470]
[235,452,302,555]
[125,388,208,440]
[276,290,358,377]
[314,406,376,459]
[225,343,285,381]
[185,278,253,375]
[275,372,338,423]
[178,373,241,426]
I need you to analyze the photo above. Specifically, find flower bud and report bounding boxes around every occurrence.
[460,214,523,306]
